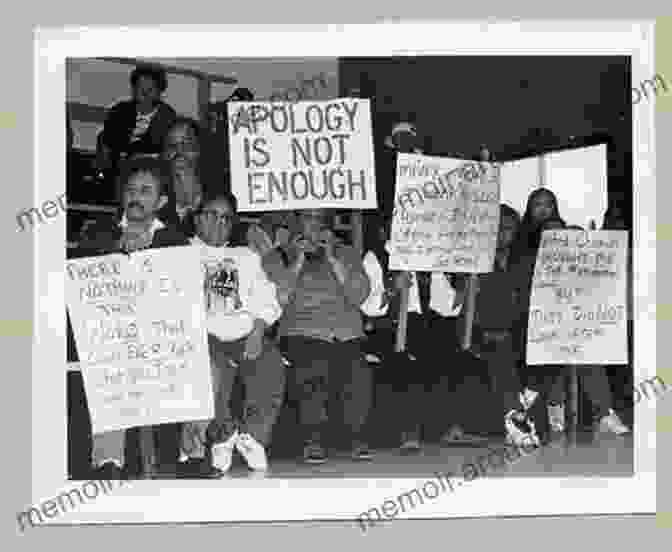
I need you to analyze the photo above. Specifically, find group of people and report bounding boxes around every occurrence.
[67,63,632,481]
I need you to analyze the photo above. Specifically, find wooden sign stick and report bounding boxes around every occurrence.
[461,147,491,350]
[395,283,410,352]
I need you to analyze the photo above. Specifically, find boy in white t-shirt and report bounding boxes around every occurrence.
[178,193,286,478]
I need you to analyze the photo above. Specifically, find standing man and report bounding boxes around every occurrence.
[264,210,373,464]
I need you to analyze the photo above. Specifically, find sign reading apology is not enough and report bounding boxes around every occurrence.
[227,99,377,212]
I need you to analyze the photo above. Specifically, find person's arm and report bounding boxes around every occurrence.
[360,251,389,317]
[101,101,128,153]
[246,251,283,328]
[261,248,304,307]
[325,245,371,307]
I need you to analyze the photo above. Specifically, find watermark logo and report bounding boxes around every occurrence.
[632,74,668,105]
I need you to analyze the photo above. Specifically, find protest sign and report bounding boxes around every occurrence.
[526,230,628,365]
[66,246,213,434]
[227,99,377,211]
[388,153,501,273]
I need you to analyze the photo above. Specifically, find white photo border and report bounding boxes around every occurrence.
[34,21,656,524]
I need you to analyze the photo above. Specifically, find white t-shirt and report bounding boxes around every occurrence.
[191,237,281,342]
[361,251,462,318]
[130,107,158,143]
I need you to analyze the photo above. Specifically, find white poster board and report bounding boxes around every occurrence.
[388,153,500,273]
[227,99,377,212]
[498,144,608,228]
[66,246,213,434]
[526,230,628,365]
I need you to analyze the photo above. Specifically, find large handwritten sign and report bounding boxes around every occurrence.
[66,246,213,433]
[227,99,377,211]
[526,230,628,365]
[388,153,501,273]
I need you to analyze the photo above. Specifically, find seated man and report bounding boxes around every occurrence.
[264,209,373,464]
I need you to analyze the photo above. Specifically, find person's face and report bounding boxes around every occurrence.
[393,130,417,153]
[133,75,161,107]
[497,213,519,250]
[164,124,200,174]
[122,171,167,223]
[295,210,329,251]
[529,192,556,225]
[195,199,235,246]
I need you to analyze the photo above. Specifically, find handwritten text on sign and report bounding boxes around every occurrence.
[227,99,377,211]
[388,153,501,273]
[66,246,213,433]
[526,230,628,365]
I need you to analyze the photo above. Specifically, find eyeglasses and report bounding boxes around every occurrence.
[198,210,234,224]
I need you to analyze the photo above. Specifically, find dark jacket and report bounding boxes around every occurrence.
[101,99,177,160]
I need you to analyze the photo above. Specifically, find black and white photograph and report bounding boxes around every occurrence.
[27,22,657,529]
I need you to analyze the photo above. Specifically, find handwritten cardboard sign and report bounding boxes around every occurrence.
[388,153,501,273]
[66,246,213,434]
[526,230,628,365]
[227,99,377,211]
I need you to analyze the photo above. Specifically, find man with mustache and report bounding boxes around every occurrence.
[68,156,190,478]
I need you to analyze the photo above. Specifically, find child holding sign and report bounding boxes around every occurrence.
[178,193,286,477]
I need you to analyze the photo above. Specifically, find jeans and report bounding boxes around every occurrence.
[283,336,373,445]
[181,335,286,456]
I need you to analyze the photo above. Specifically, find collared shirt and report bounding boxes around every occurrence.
[118,215,166,240]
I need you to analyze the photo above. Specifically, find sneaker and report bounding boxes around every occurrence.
[211,430,239,473]
[598,409,631,435]
[505,409,541,448]
[303,442,328,464]
[548,402,565,432]
[236,433,269,471]
[519,388,539,411]
[177,458,224,479]
[352,441,374,461]
[400,432,422,454]
[92,460,126,480]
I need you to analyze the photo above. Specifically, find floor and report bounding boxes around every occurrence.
[197,429,633,480]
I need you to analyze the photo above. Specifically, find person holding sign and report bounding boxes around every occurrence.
[176,193,285,477]
[69,157,190,477]
[468,204,541,447]
[265,209,373,464]
[510,189,568,438]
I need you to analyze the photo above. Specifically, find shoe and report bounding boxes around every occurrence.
[211,430,239,473]
[303,442,328,464]
[505,409,541,448]
[352,441,373,461]
[598,409,631,435]
[400,432,422,454]
[236,433,269,471]
[176,458,224,479]
[91,460,126,480]
[519,388,539,411]
[548,402,566,432]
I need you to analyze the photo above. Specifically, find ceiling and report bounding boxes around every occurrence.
[340,56,631,161]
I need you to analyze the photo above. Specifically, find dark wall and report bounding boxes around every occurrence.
[339,56,633,226]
